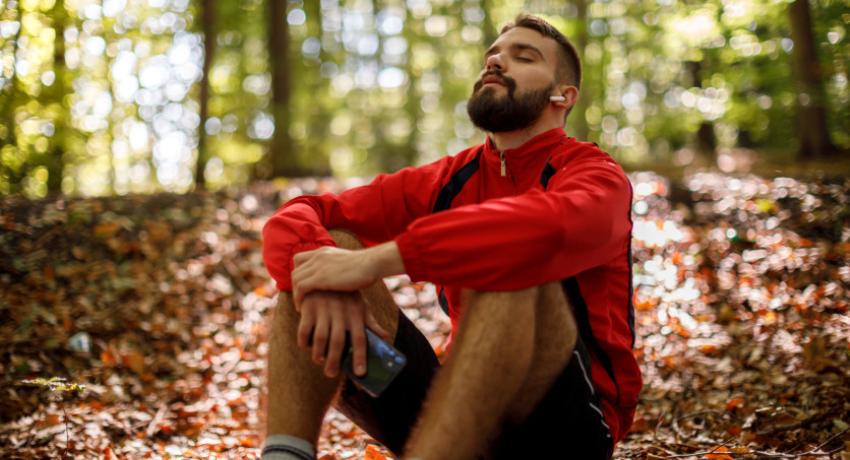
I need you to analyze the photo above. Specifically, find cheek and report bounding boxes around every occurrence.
[516,68,553,89]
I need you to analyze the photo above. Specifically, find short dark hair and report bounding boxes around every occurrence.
[500,14,581,90]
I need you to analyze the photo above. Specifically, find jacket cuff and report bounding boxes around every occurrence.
[395,231,429,282]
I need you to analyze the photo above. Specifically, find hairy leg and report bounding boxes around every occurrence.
[404,282,577,460]
[265,229,400,443]
[504,282,576,423]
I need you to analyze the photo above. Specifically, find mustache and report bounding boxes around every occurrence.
[473,70,517,94]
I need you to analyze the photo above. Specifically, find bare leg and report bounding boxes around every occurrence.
[405,282,577,460]
[505,283,576,423]
[265,229,400,443]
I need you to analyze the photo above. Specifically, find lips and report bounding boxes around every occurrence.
[482,75,505,86]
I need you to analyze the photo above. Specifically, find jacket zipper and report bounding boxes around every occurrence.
[499,150,506,177]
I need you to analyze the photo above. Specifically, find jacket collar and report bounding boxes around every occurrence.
[482,127,568,178]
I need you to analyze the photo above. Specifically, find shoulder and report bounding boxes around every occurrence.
[549,139,630,184]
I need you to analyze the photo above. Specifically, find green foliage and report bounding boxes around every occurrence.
[20,377,86,395]
[0,0,848,197]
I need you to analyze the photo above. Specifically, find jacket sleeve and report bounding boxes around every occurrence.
[394,157,632,290]
[262,158,452,291]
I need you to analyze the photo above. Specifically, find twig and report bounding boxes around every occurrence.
[654,436,734,459]
[654,425,850,459]
[794,426,850,456]
[705,436,736,454]
[61,402,71,459]
[756,413,817,436]
[145,404,168,438]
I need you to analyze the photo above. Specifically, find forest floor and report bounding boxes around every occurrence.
[1,171,850,459]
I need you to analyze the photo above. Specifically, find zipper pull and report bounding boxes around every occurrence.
[499,151,506,177]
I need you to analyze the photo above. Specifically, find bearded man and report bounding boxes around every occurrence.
[260,13,641,460]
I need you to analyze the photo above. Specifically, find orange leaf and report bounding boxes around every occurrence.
[239,436,258,448]
[122,350,145,374]
[706,446,733,460]
[699,344,718,354]
[94,222,120,238]
[364,444,387,460]
[725,396,745,412]
[101,347,119,367]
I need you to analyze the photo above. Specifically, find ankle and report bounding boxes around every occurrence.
[262,434,315,460]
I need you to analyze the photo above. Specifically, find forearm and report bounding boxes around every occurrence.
[364,240,406,279]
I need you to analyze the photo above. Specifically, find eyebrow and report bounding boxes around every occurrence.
[484,42,547,61]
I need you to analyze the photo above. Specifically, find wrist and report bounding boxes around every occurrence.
[365,241,405,280]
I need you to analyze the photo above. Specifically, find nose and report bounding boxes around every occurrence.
[484,52,504,72]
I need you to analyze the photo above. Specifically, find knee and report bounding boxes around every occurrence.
[457,287,539,336]
[461,282,564,311]
[328,229,363,250]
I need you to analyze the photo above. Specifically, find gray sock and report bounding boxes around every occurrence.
[261,434,316,460]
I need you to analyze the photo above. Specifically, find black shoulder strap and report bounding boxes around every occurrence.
[434,151,482,315]
[539,161,556,189]
[432,151,482,213]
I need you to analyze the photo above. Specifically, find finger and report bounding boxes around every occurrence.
[364,310,392,342]
[297,301,316,349]
[292,271,319,307]
[292,277,311,307]
[312,308,330,365]
[324,303,347,378]
[347,304,368,377]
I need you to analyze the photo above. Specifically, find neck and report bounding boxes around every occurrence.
[489,119,562,151]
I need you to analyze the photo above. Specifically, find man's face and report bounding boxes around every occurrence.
[467,27,561,133]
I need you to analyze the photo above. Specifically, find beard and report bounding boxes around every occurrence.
[467,71,554,133]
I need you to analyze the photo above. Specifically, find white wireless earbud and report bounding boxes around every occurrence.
[549,95,566,102]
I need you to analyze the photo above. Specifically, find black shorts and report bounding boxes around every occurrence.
[335,310,614,459]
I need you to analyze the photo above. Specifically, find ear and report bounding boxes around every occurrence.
[551,85,579,109]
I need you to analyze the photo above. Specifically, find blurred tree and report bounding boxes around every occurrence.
[43,0,68,194]
[686,60,717,156]
[481,0,498,49]
[261,0,299,178]
[194,0,216,190]
[788,0,837,158]
[570,0,589,141]
[0,2,23,194]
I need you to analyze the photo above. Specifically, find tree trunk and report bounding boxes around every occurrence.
[480,0,497,47]
[194,0,215,190]
[402,3,420,169]
[788,0,836,158]
[263,0,300,178]
[686,60,716,156]
[570,0,589,140]
[304,0,330,176]
[44,0,68,194]
[1,4,25,193]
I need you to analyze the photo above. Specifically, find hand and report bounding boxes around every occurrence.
[296,290,390,378]
[292,246,378,308]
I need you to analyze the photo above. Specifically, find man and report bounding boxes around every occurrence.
[261,14,640,460]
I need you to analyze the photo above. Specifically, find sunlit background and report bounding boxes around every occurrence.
[0,0,848,197]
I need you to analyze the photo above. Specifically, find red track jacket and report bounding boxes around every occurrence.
[262,127,641,443]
